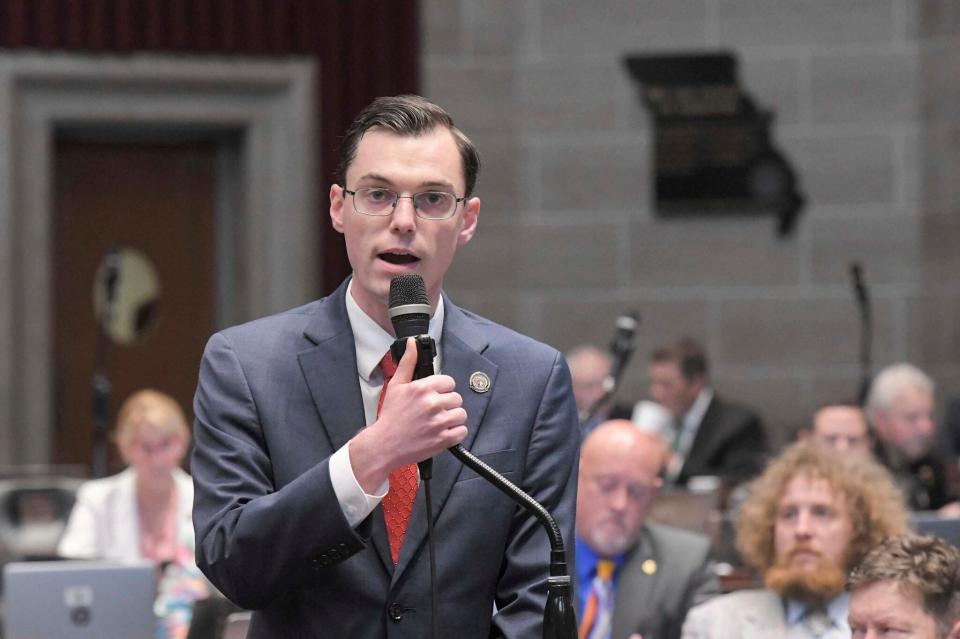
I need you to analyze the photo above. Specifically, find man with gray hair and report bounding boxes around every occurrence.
[848,534,960,639]
[866,363,959,512]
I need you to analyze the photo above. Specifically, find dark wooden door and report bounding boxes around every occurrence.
[52,140,217,474]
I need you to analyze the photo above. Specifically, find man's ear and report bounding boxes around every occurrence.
[456,196,480,246]
[947,619,960,639]
[330,184,346,233]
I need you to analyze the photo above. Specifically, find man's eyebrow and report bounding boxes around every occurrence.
[354,173,456,191]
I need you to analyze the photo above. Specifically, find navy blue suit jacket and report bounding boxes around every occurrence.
[191,279,580,638]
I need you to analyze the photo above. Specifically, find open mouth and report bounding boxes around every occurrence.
[378,252,419,265]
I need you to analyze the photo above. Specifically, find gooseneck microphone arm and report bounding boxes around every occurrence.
[851,262,872,405]
[446,444,577,639]
[388,274,577,639]
[91,249,121,479]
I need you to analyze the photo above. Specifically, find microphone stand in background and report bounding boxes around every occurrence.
[850,262,872,405]
[579,312,640,425]
[91,250,120,479]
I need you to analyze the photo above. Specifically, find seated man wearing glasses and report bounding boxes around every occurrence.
[190,95,579,638]
[576,420,718,639]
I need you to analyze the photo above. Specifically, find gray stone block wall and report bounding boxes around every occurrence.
[422,0,955,449]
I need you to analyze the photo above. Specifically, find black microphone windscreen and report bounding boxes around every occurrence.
[389,274,429,308]
[389,274,431,338]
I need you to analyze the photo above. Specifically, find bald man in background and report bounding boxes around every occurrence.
[575,420,718,639]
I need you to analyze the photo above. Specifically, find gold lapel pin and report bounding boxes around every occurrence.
[641,559,657,575]
[468,371,491,393]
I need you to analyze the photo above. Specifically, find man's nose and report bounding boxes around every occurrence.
[609,486,631,511]
[794,511,813,537]
[389,197,418,232]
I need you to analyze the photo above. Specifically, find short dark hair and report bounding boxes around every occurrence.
[337,94,481,196]
[651,336,708,381]
[849,534,960,635]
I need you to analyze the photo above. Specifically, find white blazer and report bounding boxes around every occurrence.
[58,467,194,561]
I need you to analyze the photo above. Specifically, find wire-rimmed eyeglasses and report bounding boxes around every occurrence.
[344,186,465,220]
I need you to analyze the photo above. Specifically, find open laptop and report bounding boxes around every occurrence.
[911,512,960,547]
[3,560,156,639]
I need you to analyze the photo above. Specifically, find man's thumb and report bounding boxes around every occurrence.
[391,337,418,384]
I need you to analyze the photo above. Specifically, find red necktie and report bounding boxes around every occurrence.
[377,352,419,564]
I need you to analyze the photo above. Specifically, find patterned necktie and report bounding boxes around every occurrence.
[377,352,419,565]
[578,559,615,639]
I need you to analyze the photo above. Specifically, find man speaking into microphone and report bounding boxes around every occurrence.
[190,95,580,638]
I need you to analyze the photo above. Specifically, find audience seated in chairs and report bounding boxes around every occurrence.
[682,440,908,638]
[57,389,211,639]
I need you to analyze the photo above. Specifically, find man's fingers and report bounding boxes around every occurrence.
[391,337,418,384]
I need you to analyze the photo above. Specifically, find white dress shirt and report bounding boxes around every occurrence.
[329,280,445,527]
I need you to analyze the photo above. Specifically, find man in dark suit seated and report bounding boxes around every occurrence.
[645,336,768,487]
[575,419,719,639]
[866,363,960,515]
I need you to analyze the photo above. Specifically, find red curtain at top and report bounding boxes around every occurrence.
[0,0,420,292]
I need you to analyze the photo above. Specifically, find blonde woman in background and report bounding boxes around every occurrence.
[58,389,209,639]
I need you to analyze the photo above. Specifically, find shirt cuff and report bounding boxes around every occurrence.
[330,442,388,528]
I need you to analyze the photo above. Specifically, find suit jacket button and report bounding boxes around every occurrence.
[388,602,404,622]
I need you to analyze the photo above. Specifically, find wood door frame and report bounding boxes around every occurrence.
[0,53,318,465]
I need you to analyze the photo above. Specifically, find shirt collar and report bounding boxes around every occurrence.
[575,536,628,584]
[345,279,445,381]
[784,592,850,629]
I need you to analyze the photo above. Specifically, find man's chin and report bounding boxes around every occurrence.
[765,560,848,604]
[586,531,631,558]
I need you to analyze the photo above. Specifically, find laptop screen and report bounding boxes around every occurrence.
[3,560,156,639]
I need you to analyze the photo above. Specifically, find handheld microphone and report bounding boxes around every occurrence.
[388,274,438,479]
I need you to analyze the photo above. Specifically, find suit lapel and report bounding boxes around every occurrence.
[392,299,498,583]
[681,396,719,477]
[297,280,394,571]
[297,280,366,454]
[742,591,787,639]
[610,532,656,639]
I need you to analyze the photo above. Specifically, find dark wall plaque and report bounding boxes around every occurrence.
[624,52,804,236]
